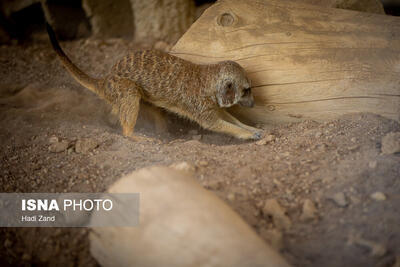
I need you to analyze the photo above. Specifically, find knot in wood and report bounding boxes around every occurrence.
[217,12,236,27]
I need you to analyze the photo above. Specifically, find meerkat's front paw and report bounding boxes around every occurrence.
[252,131,263,140]
[237,130,262,140]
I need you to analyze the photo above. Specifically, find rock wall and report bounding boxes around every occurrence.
[82,0,134,39]
[130,0,196,44]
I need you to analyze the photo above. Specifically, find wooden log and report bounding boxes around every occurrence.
[171,0,400,125]
[294,0,385,14]
[90,166,291,267]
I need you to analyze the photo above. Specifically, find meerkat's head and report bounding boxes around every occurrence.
[215,61,254,108]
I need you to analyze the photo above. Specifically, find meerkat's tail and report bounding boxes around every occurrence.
[46,22,101,93]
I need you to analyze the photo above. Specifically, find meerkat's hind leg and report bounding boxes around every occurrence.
[119,97,140,138]
[107,77,145,141]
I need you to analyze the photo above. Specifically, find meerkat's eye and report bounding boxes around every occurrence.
[242,88,251,96]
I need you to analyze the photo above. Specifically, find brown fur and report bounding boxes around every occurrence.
[47,24,262,140]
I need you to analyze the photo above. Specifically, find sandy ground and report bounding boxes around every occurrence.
[0,38,399,267]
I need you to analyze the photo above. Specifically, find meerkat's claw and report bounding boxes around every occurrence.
[252,131,263,140]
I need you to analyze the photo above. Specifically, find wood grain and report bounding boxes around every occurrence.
[171,0,400,124]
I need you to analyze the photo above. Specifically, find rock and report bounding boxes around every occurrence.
[22,253,31,261]
[229,187,249,201]
[310,165,319,171]
[381,132,400,155]
[131,0,195,44]
[348,232,387,258]
[1,0,40,17]
[4,238,12,248]
[256,134,275,145]
[368,160,377,169]
[198,160,208,167]
[49,140,69,153]
[188,130,198,135]
[227,193,235,202]
[82,0,134,38]
[265,134,276,142]
[90,166,291,267]
[169,161,195,173]
[260,228,284,250]
[263,199,292,231]
[75,138,98,154]
[348,145,359,151]
[42,0,91,40]
[49,136,59,144]
[300,199,318,221]
[192,135,202,141]
[370,192,386,201]
[256,139,267,145]
[329,192,348,207]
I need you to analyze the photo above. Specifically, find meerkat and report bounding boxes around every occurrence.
[46,23,263,140]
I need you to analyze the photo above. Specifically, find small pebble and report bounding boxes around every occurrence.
[381,132,400,154]
[49,141,69,153]
[263,199,292,231]
[348,145,359,151]
[4,239,12,248]
[22,253,31,261]
[203,180,222,190]
[370,192,386,201]
[256,134,275,145]
[256,139,267,145]
[198,160,208,167]
[300,199,318,221]
[348,232,387,258]
[192,135,202,141]
[329,192,348,207]
[368,161,377,169]
[49,136,59,143]
[265,134,276,142]
[75,138,98,154]
[169,161,196,172]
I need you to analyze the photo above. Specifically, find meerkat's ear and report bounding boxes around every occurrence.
[216,81,237,107]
